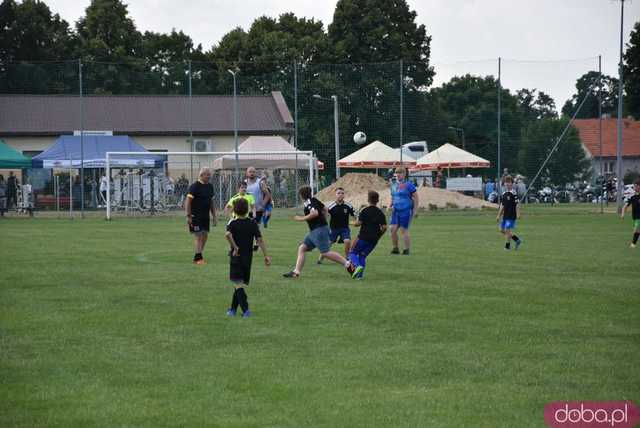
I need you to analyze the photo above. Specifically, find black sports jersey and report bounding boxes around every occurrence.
[500,190,519,220]
[327,201,356,229]
[227,217,262,259]
[188,180,214,218]
[303,197,327,230]
[358,206,387,243]
[627,193,640,220]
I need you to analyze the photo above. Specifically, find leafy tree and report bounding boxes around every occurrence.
[562,71,619,119]
[517,88,557,122]
[431,74,522,174]
[519,118,591,186]
[623,21,640,118]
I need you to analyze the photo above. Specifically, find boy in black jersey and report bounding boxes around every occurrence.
[283,186,355,278]
[185,168,217,264]
[349,191,387,280]
[225,198,271,317]
[621,178,640,249]
[496,175,522,250]
[317,187,356,264]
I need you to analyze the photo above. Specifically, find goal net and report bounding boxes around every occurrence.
[105,150,319,219]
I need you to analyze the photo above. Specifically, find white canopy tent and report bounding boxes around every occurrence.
[412,143,490,171]
[338,140,417,168]
[212,136,319,170]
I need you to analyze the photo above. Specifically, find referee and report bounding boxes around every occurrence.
[185,168,217,264]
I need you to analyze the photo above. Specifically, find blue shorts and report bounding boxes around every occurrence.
[303,226,332,253]
[264,202,273,212]
[329,227,351,243]
[500,219,516,230]
[391,209,412,229]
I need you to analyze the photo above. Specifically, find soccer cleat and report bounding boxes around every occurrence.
[515,239,523,250]
[196,259,207,265]
[317,259,323,265]
[631,243,637,249]
[390,247,400,255]
[253,245,259,252]
[346,263,356,276]
[283,271,300,278]
[226,309,237,317]
[242,310,252,318]
[352,265,364,279]
[402,249,410,255]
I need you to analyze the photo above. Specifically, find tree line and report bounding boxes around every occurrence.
[1,0,639,184]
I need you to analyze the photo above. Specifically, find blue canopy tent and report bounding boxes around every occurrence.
[32,135,165,168]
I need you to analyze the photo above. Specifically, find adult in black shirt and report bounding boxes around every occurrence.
[496,175,522,251]
[185,168,217,264]
[7,171,18,209]
[225,197,270,317]
[621,178,640,248]
[283,185,355,279]
[348,191,387,280]
[318,187,356,264]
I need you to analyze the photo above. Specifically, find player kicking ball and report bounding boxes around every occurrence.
[496,175,523,251]
[318,187,356,264]
[620,178,640,249]
[349,191,387,280]
[225,198,271,317]
[283,185,356,279]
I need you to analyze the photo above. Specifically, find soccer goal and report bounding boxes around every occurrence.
[105,150,320,219]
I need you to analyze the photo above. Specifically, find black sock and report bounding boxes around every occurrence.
[237,288,249,313]
[505,242,511,249]
[230,289,239,311]
[633,232,639,244]
[194,252,202,260]
[512,235,520,243]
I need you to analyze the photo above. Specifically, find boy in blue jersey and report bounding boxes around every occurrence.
[389,167,419,255]
[350,191,387,280]
[496,175,522,250]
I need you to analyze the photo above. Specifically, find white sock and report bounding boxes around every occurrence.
[344,260,351,268]
[293,269,300,274]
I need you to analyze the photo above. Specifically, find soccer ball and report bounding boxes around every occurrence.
[353,131,367,145]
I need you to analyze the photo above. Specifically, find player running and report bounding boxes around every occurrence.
[496,175,523,251]
[389,167,419,255]
[283,186,355,279]
[317,187,356,264]
[185,168,217,264]
[225,181,256,219]
[620,178,640,248]
[349,191,387,280]
[225,198,270,317]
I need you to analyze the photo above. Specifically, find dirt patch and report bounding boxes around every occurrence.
[316,173,497,210]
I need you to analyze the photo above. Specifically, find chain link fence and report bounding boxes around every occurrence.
[0,57,625,217]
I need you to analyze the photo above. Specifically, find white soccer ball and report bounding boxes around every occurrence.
[353,131,367,145]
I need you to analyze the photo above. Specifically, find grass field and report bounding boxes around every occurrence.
[1,206,638,427]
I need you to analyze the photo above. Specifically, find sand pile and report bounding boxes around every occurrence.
[317,173,497,210]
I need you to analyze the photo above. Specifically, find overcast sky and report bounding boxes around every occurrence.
[46,0,640,107]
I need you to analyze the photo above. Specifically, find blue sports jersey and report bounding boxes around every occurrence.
[391,180,417,212]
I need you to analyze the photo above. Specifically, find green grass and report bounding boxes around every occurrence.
[1,207,638,427]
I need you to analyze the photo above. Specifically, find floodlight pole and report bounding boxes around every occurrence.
[615,0,625,213]
[228,69,239,176]
[400,59,404,164]
[189,60,193,182]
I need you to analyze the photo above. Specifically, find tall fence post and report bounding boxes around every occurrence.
[615,0,625,213]
[497,57,502,193]
[598,55,603,214]
[294,61,299,193]
[79,59,85,218]
[188,59,193,182]
[399,59,404,164]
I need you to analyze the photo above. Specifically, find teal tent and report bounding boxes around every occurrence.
[0,140,31,169]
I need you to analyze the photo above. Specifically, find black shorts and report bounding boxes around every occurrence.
[230,255,252,285]
[189,216,210,234]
